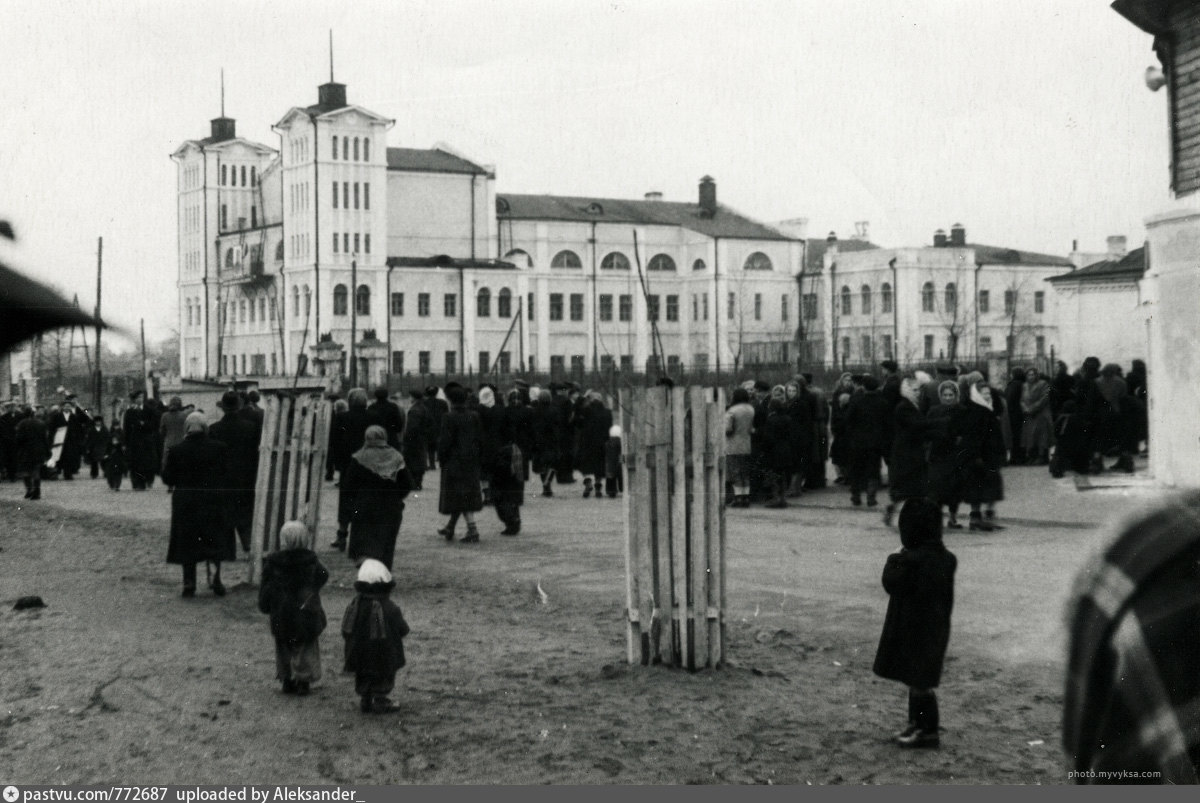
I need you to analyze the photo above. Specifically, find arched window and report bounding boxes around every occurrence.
[275,240,284,261]
[551,250,582,269]
[497,287,512,318]
[944,283,957,314]
[356,285,370,316]
[861,285,872,315]
[250,166,256,186]
[477,287,491,317]
[743,252,773,271]
[363,138,370,162]
[692,259,707,271]
[249,297,256,323]
[221,165,227,185]
[240,165,246,186]
[333,284,348,315]
[292,285,300,316]
[881,282,893,314]
[303,285,311,315]
[259,297,266,323]
[332,135,338,159]
[921,282,935,312]
[647,254,676,272]
[225,248,234,268]
[503,249,532,268]
[600,252,630,271]
[342,137,349,161]
[840,286,852,316]
[353,137,360,161]
[239,300,247,323]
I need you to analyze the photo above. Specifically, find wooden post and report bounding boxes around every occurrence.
[650,387,673,663]
[247,395,280,585]
[669,387,689,668]
[620,388,641,664]
[706,387,726,666]
[688,385,710,669]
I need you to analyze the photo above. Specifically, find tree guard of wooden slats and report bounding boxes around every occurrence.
[621,386,726,670]
[247,394,333,585]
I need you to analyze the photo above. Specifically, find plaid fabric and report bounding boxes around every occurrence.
[1063,490,1200,784]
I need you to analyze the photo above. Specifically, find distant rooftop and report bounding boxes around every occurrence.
[968,243,1074,267]
[1047,246,1146,284]
[805,237,881,273]
[387,147,489,176]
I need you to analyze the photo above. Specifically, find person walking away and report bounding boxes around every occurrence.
[325,397,348,482]
[926,382,965,529]
[368,386,405,450]
[885,378,938,527]
[761,397,796,508]
[1020,368,1054,465]
[844,375,891,507]
[873,497,957,748]
[102,426,127,490]
[1074,357,1104,474]
[784,379,813,498]
[577,391,612,499]
[14,405,48,500]
[1049,400,1090,478]
[240,390,265,430]
[1004,367,1027,465]
[604,423,623,498]
[158,396,192,488]
[401,390,429,490]
[492,439,525,535]
[258,520,329,696]
[1049,360,1074,420]
[803,374,830,490]
[531,389,561,496]
[1096,363,1134,473]
[122,391,158,490]
[209,390,261,554]
[507,386,536,487]
[342,558,410,714]
[436,384,484,543]
[724,388,756,507]
[829,374,854,486]
[958,381,1005,531]
[423,386,447,470]
[1125,359,1149,456]
[343,425,413,570]
[331,388,376,551]
[163,412,236,597]
[0,400,17,482]
[84,415,108,479]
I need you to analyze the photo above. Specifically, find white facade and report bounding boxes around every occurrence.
[1046,248,1147,370]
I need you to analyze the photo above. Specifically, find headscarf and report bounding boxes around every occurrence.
[914,370,932,387]
[969,381,992,409]
[351,425,405,480]
[608,424,622,439]
[478,387,495,408]
[357,558,392,585]
[279,520,309,551]
[937,380,960,405]
[770,384,786,402]
[347,388,368,409]
[900,377,921,406]
[184,412,208,435]
[537,389,552,404]
[529,385,542,401]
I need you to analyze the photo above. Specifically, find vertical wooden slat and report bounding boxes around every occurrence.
[688,385,710,669]
[634,389,657,663]
[650,387,673,664]
[669,387,689,669]
[304,399,331,548]
[282,396,309,522]
[263,394,293,558]
[713,388,727,665]
[620,388,640,664]
[294,396,318,525]
[706,389,726,666]
[247,395,280,585]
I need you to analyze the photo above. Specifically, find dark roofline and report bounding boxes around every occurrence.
[1111,0,1170,34]
[1046,246,1146,283]
[386,256,517,270]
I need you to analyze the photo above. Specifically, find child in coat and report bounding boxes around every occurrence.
[604,424,623,499]
[257,521,329,695]
[101,428,127,491]
[872,497,957,748]
[342,558,410,714]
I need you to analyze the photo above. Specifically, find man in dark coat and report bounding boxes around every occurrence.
[551,383,578,484]
[401,390,430,490]
[844,375,892,507]
[0,400,18,482]
[49,397,89,479]
[802,374,829,490]
[239,390,265,430]
[332,388,381,550]
[162,413,236,597]
[83,415,108,479]
[1004,367,1027,465]
[424,386,447,470]
[873,498,957,749]
[209,390,261,553]
[122,390,159,490]
[575,392,613,499]
[368,386,404,450]
[437,384,484,542]
[14,405,49,499]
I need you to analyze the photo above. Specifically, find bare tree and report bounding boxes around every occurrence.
[920,265,978,363]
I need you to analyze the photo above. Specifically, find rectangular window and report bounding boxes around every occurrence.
[550,355,565,376]
[803,293,818,320]
[418,351,430,373]
[444,293,457,317]
[527,292,535,320]
[271,353,278,375]
[781,295,789,322]
[391,350,404,374]
[728,292,736,320]
[343,233,350,253]
[754,293,762,321]
[354,182,360,210]
[570,355,585,375]
[1004,289,1016,315]
[418,293,430,317]
[647,294,660,322]
[692,294,699,321]
[1034,291,1045,314]
[599,294,613,321]
[343,182,349,209]
[445,351,456,374]
[270,298,276,320]
[667,355,681,374]
[391,292,404,316]
[703,293,709,320]
[497,352,511,373]
[354,234,360,254]
[619,294,632,322]
[600,354,614,371]
[666,294,679,322]
[364,183,370,210]
[332,136,338,159]
[1006,335,1015,353]
[882,334,893,359]
[979,336,993,353]
[620,355,633,372]
[924,334,934,359]
[694,353,709,370]
[978,289,990,314]
[861,334,872,360]
[333,233,339,254]
[527,355,536,372]
[332,181,338,208]
[365,234,371,254]
[570,293,584,321]
[1036,335,1046,356]
[549,293,564,321]
[479,351,490,373]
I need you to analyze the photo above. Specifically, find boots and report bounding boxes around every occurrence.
[583,477,593,498]
[866,480,879,507]
[896,690,939,748]
[968,511,993,532]
[460,522,480,543]
[883,503,896,527]
[331,530,347,551]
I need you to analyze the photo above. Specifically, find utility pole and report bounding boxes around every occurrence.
[140,318,148,397]
[94,236,103,410]
[349,255,357,388]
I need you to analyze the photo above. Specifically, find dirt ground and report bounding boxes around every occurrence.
[0,462,1154,785]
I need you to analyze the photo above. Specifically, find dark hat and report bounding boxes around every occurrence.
[880,359,899,373]
[861,375,880,391]
[801,373,813,384]
[129,390,145,401]
[408,389,424,400]
[513,379,529,388]
[219,390,242,411]
[935,365,958,377]
[374,386,390,400]
[753,380,771,392]
[444,381,463,393]
[424,385,439,397]
[246,390,260,403]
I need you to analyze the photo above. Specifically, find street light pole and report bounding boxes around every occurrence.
[349,255,358,388]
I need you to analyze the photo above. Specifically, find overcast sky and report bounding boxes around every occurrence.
[0,0,1168,349]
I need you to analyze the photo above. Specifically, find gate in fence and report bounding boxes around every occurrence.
[620,385,727,670]
[247,393,333,585]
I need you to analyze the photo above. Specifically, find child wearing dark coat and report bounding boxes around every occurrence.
[101,427,128,491]
[873,497,957,748]
[257,521,329,695]
[342,558,410,714]
[604,424,623,498]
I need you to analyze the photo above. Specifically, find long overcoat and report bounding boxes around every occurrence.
[437,404,484,514]
[122,405,159,480]
[343,456,413,570]
[530,401,561,474]
[889,399,937,501]
[872,541,957,689]
[14,415,49,473]
[257,548,329,646]
[162,432,236,565]
[576,400,613,478]
[926,404,964,506]
[955,401,1005,505]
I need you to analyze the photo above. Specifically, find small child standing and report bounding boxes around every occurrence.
[342,558,410,714]
[604,424,623,499]
[257,521,329,696]
[101,427,127,491]
[872,497,957,748]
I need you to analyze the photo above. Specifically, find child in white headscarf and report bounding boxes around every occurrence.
[342,558,410,714]
[257,521,329,695]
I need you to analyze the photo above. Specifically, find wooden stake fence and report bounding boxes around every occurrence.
[247,394,333,585]
[621,386,726,670]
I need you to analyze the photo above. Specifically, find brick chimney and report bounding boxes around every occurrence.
[699,176,716,216]
[933,229,948,248]
[1107,235,1127,260]
[210,116,236,141]
[318,81,347,110]
[644,191,663,201]
[950,223,966,246]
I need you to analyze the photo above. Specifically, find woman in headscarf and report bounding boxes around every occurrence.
[927,381,965,529]
[342,425,413,570]
[332,388,375,551]
[437,384,485,542]
[258,521,329,696]
[1020,367,1054,465]
[163,412,235,597]
[530,388,561,497]
[724,387,757,508]
[783,379,813,498]
[761,395,796,508]
[884,377,939,527]
[829,372,856,485]
[956,381,1005,531]
[575,390,613,499]
[475,385,508,505]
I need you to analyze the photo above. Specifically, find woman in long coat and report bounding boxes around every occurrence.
[437,385,484,542]
[344,425,413,570]
[886,378,938,526]
[1020,368,1054,465]
[761,397,796,508]
[401,391,430,490]
[955,381,1005,531]
[575,392,612,498]
[828,374,855,485]
[530,389,561,496]
[783,380,813,497]
[162,412,235,597]
[926,381,965,528]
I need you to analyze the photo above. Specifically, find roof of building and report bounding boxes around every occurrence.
[1047,246,1146,284]
[386,256,517,270]
[495,194,797,241]
[968,243,1074,267]
[1111,0,1170,35]
[804,237,881,272]
[387,147,489,175]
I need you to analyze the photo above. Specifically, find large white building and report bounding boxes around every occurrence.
[172,78,805,385]
[1046,239,1147,369]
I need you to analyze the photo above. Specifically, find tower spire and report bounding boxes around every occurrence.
[220,68,225,117]
[329,30,334,83]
